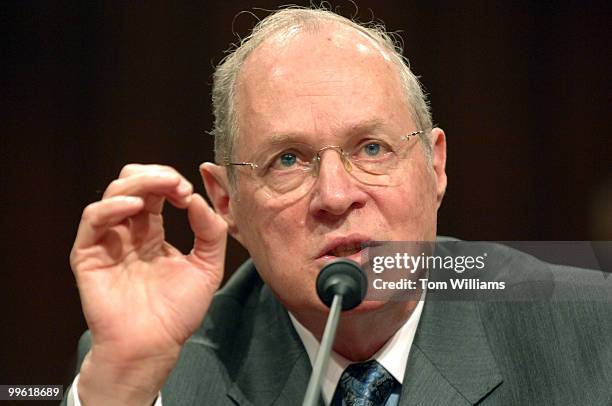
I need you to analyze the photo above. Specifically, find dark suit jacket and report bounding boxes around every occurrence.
[65,243,612,405]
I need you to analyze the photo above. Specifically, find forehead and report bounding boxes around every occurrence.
[234,21,412,153]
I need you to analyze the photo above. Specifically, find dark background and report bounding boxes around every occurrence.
[1,0,610,391]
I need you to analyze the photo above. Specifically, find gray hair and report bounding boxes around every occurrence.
[211,6,433,180]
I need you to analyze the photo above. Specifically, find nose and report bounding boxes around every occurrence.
[309,149,368,217]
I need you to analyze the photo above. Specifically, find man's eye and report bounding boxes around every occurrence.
[363,142,381,156]
[279,152,297,167]
[353,140,394,161]
[266,149,307,172]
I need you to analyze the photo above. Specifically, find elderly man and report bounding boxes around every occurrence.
[64,7,611,406]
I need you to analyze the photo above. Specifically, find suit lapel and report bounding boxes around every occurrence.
[400,300,502,405]
[224,263,502,405]
[227,283,314,406]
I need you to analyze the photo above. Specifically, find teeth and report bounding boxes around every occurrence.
[330,242,363,257]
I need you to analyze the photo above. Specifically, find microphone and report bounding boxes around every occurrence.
[302,259,367,406]
[316,258,367,310]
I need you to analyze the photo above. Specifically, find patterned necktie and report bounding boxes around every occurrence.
[331,360,398,406]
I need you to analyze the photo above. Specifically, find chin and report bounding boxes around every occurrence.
[294,297,386,317]
[342,299,389,315]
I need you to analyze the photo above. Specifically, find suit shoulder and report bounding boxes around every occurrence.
[190,259,264,344]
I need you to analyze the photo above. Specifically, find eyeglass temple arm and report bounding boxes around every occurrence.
[223,162,258,169]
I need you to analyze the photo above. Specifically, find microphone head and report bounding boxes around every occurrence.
[316,259,367,311]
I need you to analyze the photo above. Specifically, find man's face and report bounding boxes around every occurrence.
[223,23,446,315]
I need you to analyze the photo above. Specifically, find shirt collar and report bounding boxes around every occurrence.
[289,298,425,405]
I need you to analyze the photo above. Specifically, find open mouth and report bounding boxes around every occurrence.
[318,236,381,262]
[328,242,364,257]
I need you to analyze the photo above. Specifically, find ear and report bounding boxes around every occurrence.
[200,162,240,237]
[429,128,447,208]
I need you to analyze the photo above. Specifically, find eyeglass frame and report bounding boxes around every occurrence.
[222,130,425,177]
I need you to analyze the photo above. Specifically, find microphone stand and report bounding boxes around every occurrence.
[302,259,367,406]
[302,294,342,406]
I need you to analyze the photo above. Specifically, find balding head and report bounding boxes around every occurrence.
[234,21,408,149]
[211,7,432,175]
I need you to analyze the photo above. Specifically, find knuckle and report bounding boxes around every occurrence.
[150,164,180,178]
[103,178,123,197]
[152,164,174,172]
[81,203,99,224]
[119,163,142,177]
[69,248,79,271]
[121,163,180,182]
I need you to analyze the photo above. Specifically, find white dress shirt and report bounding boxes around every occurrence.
[67,373,163,406]
[289,298,425,406]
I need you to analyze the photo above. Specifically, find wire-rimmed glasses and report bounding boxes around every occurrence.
[224,130,424,199]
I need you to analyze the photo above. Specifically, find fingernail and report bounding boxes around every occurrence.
[178,180,192,194]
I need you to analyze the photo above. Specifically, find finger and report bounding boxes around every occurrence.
[103,172,193,212]
[187,194,228,269]
[72,196,145,251]
[114,164,192,212]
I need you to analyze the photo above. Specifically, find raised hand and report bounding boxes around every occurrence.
[70,164,227,405]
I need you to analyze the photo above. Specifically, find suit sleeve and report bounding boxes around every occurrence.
[60,331,162,406]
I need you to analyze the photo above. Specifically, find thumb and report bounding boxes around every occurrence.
[187,193,228,270]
